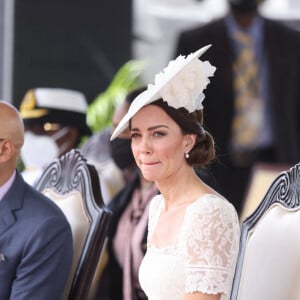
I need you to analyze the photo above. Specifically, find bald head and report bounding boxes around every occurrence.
[0,101,24,150]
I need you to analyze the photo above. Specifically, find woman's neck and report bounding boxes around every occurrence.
[156,168,203,211]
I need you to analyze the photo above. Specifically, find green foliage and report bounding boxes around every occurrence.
[87,59,147,133]
[17,156,25,172]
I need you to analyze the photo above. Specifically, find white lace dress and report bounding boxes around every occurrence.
[139,194,240,300]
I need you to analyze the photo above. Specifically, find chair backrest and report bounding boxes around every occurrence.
[240,162,291,221]
[230,162,300,300]
[34,149,112,300]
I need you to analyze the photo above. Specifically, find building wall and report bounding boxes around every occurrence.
[12,0,132,107]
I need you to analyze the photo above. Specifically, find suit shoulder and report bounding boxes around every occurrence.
[265,18,300,41]
[176,18,226,56]
[179,18,225,39]
[23,184,67,221]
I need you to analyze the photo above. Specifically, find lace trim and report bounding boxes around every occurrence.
[185,267,232,295]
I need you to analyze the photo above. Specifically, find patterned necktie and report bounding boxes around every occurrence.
[231,30,263,154]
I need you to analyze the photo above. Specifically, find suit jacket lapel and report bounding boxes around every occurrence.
[0,172,25,235]
[0,203,16,236]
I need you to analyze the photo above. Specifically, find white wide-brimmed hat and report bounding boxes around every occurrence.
[110,44,216,140]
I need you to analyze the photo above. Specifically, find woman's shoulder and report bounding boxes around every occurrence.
[196,193,235,208]
[182,194,240,243]
[188,193,239,221]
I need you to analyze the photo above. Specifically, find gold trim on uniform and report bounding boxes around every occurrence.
[20,89,49,119]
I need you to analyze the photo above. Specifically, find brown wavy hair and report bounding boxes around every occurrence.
[150,99,215,167]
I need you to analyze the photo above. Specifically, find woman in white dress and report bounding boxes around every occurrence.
[110,45,240,300]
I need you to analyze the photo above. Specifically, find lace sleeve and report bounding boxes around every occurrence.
[181,195,240,296]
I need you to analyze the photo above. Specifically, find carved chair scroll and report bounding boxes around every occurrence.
[230,162,300,300]
[35,149,112,300]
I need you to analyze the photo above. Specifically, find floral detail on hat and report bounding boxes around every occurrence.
[110,45,215,141]
[149,53,216,113]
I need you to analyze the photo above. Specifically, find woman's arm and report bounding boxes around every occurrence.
[184,292,221,300]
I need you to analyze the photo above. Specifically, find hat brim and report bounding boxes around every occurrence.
[110,44,212,141]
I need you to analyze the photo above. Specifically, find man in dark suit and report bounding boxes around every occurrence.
[0,101,73,300]
[175,0,300,215]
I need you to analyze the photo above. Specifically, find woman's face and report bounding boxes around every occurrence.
[130,105,193,182]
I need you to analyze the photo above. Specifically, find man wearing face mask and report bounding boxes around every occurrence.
[175,0,300,216]
[109,90,141,184]
[19,87,91,185]
[94,87,159,300]
[80,126,126,205]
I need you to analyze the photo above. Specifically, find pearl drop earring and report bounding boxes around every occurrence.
[185,152,190,159]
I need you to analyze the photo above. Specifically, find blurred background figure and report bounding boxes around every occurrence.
[80,127,125,205]
[175,0,300,215]
[132,0,300,84]
[80,59,146,205]
[94,87,159,300]
[19,87,91,185]
[109,88,146,185]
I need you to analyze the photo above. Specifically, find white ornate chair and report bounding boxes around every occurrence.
[35,149,112,300]
[230,162,300,300]
[240,162,291,221]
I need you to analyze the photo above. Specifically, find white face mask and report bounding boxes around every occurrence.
[21,131,59,169]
